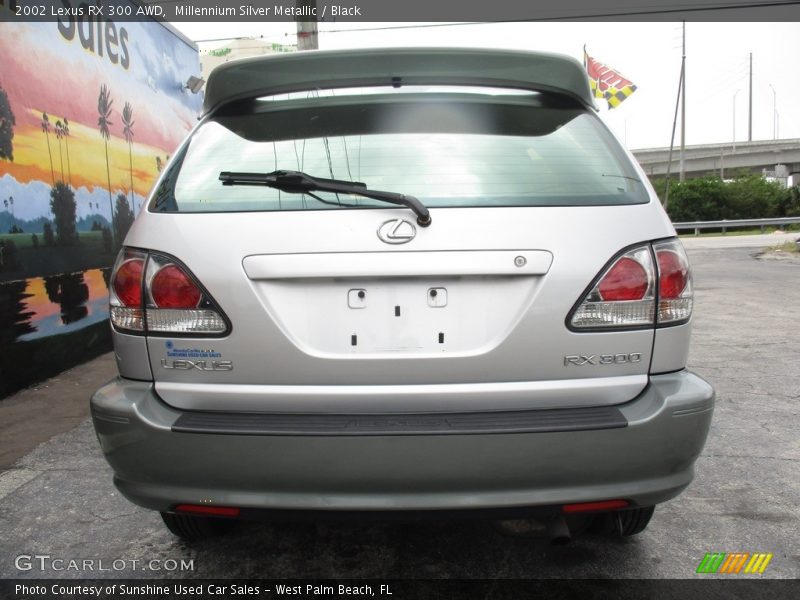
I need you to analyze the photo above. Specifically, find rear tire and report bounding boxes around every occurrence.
[590,506,655,537]
[160,511,236,542]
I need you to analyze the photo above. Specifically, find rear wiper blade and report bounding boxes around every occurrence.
[219,170,431,227]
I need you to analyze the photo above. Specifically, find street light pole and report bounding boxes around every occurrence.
[295,0,319,51]
[732,89,739,153]
[769,83,777,140]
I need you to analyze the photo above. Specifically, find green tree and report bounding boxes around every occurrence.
[101,226,112,253]
[97,84,116,245]
[725,176,784,219]
[776,185,800,218]
[49,182,77,245]
[122,102,135,210]
[660,175,790,222]
[663,177,728,222]
[114,193,135,244]
[43,222,55,246]
[0,82,15,162]
[0,239,19,271]
[40,111,55,184]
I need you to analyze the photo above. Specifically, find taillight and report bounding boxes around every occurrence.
[597,257,649,301]
[109,248,228,335]
[568,239,693,330]
[151,265,202,308]
[113,258,144,307]
[654,240,693,325]
[109,249,147,332]
[569,245,656,329]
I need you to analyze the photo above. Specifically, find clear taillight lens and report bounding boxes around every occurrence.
[109,248,228,336]
[569,245,656,329]
[654,240,693,325]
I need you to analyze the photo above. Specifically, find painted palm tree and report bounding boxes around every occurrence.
[55,120,65,181]
[4,196,16,230]
[63,118,72,187]
[122,102,135,212]
[97,85,116,244]
[40,112,55,184]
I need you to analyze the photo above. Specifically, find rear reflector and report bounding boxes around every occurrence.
[175,504,240,517]
[562,499,629,513]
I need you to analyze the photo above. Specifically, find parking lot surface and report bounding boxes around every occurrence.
[0,245,798,580]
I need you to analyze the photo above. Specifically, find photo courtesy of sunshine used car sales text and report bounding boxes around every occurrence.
[14,583,392,597]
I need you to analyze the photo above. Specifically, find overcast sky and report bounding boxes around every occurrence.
[173,21,800,150]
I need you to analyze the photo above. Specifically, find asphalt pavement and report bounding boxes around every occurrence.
[0,242,798,580]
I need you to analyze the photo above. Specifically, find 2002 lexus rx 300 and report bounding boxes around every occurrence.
[91,48,714,541]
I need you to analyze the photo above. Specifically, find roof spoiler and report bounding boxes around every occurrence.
[203,47,596,115]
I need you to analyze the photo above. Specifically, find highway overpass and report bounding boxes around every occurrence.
[632,138,800,184]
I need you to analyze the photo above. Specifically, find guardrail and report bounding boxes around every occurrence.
[673,216,800,235]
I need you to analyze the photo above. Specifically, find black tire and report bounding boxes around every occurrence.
[590,506,655,537]
[160,511,236,542]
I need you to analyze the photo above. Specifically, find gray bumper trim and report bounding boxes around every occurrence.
[171,405,627,436]
[91,370,714,512]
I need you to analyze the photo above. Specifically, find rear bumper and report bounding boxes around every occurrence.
[90,371,714,513]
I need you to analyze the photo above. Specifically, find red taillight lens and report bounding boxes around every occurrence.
[656,249,688,299]
[151,264,202,308]
[597,257,649,301]
[112,258,144,307]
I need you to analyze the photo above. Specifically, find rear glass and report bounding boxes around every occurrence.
[154,90,648,213]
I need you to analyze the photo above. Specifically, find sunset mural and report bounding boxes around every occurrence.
[0,17,201,231]
[0,8,202,397]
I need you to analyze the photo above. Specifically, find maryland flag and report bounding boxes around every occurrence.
[584,48,638,109]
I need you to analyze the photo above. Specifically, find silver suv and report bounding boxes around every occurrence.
[91,48,714,542]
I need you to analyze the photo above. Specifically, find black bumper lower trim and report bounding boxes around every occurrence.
[171,405,628,436]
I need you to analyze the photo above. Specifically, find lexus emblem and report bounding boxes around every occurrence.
[377,219,416,244]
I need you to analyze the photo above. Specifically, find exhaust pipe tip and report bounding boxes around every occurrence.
[546,516,572,545]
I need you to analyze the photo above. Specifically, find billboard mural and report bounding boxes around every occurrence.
[0,5,202,397]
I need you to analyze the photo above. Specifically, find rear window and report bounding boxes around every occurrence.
[153,89,648,213]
